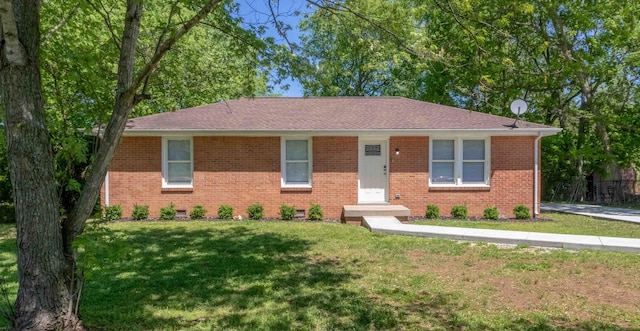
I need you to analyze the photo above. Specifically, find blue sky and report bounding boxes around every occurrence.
[237,0,309,97]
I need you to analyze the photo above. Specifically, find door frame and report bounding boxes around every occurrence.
[358,137,390,203]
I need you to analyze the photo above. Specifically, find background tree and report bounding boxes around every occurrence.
[297,0,640,201]
[298,0,431,96]
[423,0,640,201]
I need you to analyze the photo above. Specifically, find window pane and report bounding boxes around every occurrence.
[286,162,309,183]
[463,162,485,183]
[168,162,192,184]
[168,140,190,161]
[433,140,454,160]
[463,140,485,160]
[431,162,454,183]
[286,140,308,161]
[365,144,381,156]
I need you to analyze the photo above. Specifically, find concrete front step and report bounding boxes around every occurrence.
[342,204,410,225]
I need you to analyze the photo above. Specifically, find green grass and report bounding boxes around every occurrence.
[414,212,640,238]
[0,225,17,329]
[0,219,639,330]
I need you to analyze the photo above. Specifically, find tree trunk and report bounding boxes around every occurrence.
[66,0,222,239]
[0,0,80,329]
[1,0,222,328]
[2,61,80,331]
[63,0,143,283]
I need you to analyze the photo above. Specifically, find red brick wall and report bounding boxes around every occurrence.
[388,136,430,214]
[103,135,537,219]
[388,136,535,218]
[102,136,162,213]
[104,136,358,219]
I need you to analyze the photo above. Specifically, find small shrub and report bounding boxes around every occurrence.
[247,204,264,220]
[0,203,15,224]
[279,204,296,220]
[190,205,207,220]
[308,203,323,221]
[218,204,234,219]
[160,202,177,220]
[104,205,123,222]
[92,203,103,219]
[484,206,499,220]
[514,204,530,220]
[451,205,468,219]
[131,204,149,220]
[425,204,440,219]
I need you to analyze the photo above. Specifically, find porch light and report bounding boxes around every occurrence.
[395,148,400,155]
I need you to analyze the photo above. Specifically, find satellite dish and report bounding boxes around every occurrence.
[510,99,528,116]
[505,99,529,129]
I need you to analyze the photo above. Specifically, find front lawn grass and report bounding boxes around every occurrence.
[415,212,640,238]
[1,220,640,330]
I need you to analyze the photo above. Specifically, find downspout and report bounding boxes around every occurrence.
[104,171,110,207]
[534,132,543,216]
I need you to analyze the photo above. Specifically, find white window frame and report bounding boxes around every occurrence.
[162,136,193,188]
[281,137,313,188]
[429,137,490,187]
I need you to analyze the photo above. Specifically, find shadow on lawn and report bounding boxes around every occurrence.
[81,225,400,330]
[0,223,634,331]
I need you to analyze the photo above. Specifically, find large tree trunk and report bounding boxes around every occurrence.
[0,0,80,329]
[1,0,222,329]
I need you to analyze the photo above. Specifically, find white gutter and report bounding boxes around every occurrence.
[104,171,109,207]
[534,132,543,216]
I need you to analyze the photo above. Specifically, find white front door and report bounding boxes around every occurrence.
[358,139,388,203]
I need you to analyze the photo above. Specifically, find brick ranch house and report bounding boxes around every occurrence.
[101,97,561,221]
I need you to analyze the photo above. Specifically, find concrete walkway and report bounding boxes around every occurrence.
[363,216,640,253]
[541,203,640,224]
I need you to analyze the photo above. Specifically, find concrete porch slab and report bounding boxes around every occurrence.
[342,205,410,225]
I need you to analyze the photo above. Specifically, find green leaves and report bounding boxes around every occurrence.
[298,0,426,96]
[297,0,640,199]
[32,0,271,217]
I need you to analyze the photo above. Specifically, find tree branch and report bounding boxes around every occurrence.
[432,0,488,55]
[267,0,297,52]
[198,21,267,57]
[64,0,144,249]
[138,0,181,104]
[132,0,223,93]
[41,2,80,44]
[85,0,122,51]
[66,0,225,245]
[306,0,426,59]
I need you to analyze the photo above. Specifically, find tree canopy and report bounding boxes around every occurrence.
[37,0,271,218]
[297,0,640,200]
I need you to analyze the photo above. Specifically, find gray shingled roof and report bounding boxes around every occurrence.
[124,96,559,133]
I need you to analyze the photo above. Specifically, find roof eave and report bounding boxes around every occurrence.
[121,127,562,137]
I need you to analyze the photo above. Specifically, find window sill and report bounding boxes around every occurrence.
[429,185,490,192]
[161,187,193,193]
[281,186,312,193]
